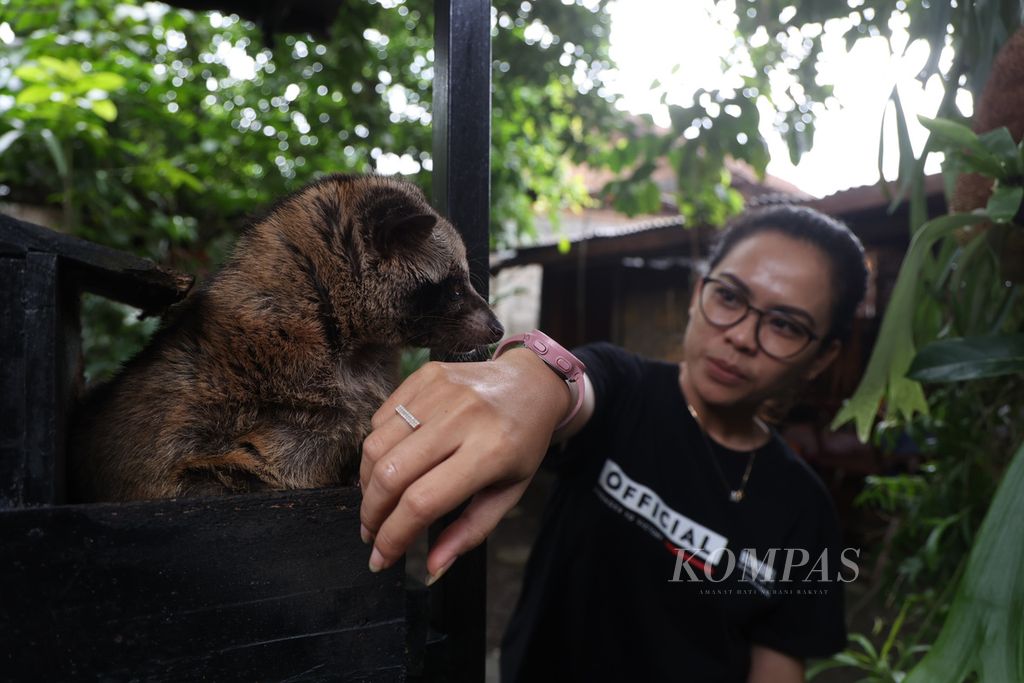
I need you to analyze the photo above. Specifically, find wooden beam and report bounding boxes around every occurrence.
[0,214,192,315]
[0,257,27,506]
[0,488,406,680]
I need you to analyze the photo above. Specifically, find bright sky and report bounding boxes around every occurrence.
[605,0,959,198]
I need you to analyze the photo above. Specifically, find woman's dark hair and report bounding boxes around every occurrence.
[706,205,868,344]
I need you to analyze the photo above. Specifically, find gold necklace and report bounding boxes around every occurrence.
[685,402,764,503]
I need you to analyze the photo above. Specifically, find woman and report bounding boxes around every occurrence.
[358,205,867,682]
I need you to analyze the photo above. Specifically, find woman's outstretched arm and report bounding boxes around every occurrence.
[359,347,595,582]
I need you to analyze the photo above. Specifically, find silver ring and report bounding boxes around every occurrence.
[395,404,421,431]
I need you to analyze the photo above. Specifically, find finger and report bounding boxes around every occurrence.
[360,411,422,544]
[360,409,461,537]
[360,405,427,491]
[424,482,529,585]
[362,374,491,526]
[361,367,455,491]
[368,444,496,572]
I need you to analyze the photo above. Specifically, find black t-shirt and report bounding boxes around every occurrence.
[501,343,848,683]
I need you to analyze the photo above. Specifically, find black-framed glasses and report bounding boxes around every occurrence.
[698,276,819,360]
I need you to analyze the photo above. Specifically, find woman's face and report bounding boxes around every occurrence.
[682,230,841,410]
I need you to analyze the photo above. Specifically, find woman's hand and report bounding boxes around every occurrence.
[359,348,574,583]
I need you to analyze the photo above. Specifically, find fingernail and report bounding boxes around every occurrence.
[369,547,384,573]
[360,524,373,545]
[426,557,457,587]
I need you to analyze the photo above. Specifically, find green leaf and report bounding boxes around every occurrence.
[907,334,1024,382]
[805,658,846,677]
[978,127,1018,165]
[923,513,964,567]
[831,213,985,442]
[38,128,68,178]
[78,72,127,92]
[155,161,204,192]
[37,56,82,81]
[891,87,927,232]
[0,129,24,155]
[985,183,1023,222]
[919,115,1005,177]
[849,633,879,660]
[917,116,982,150]
[90,98,118,122]
[667,103,692,133]
[13,65,49,83]
[15,84,55,105]
[905,438,1024,683]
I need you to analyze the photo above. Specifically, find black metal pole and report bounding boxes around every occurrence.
[429,0,491,681]
[432,0,491,295]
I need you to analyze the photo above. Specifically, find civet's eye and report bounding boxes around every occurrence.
[449,282,465,301]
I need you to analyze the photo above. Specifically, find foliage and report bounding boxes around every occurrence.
[831,212,980,442]
[603,0,1024,229]
[822,123,1024,683]
[489,1,620,246]
[597,0,838,224]
[0,0,626,248]
[79,294,160,381]
[812,372,1022,681]
[892,124,1024,683]
[778,5,1024,679]
[835,118,1024,437]
[907,333,1024,382]
[904,439,1024,682]
[729,0,1023,231]
[10,1,1013,263]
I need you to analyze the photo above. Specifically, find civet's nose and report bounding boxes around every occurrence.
[488,319,505,342]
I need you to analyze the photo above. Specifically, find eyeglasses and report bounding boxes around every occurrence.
[698,276,819,360]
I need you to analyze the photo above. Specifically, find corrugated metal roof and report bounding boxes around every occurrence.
[491,175,946,271]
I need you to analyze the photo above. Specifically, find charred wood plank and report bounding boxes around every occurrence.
[0,213,192,315]
[0,488,406,680]
[0,257,27,506]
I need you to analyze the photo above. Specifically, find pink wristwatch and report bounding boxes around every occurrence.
[492,329,587,431]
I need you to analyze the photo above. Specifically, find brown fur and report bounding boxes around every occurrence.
[69,174,503,501]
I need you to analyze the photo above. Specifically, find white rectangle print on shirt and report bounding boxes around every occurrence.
[598,459,729,565]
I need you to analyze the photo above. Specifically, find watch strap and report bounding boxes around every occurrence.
[492,329,586,431]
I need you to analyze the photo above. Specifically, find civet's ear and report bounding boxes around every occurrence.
[373,212,437,258]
